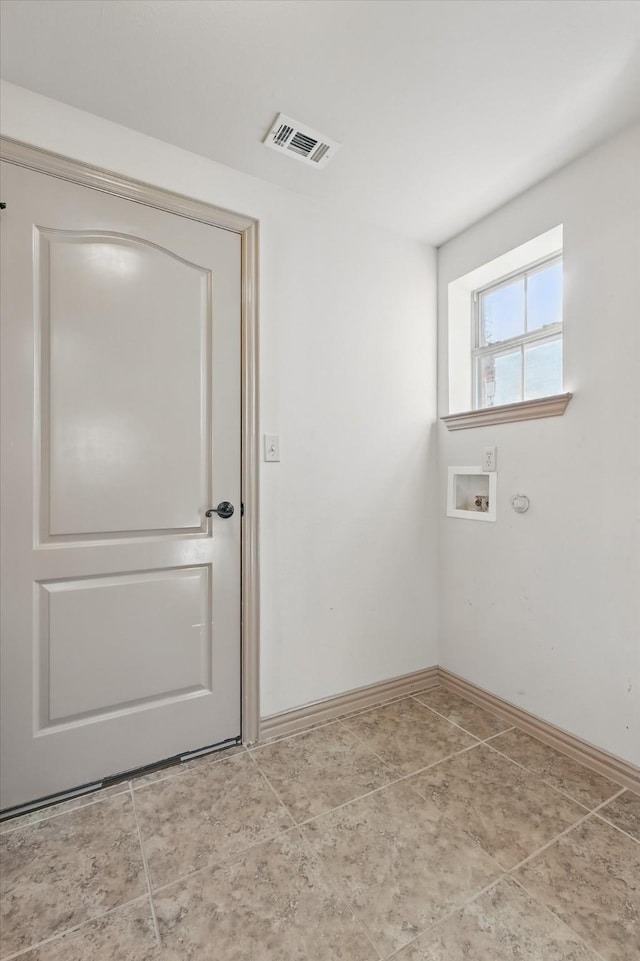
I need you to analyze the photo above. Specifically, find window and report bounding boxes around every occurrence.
[472,255,563,409]
[444,226,571,429]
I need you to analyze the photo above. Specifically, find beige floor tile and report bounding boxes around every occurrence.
[251,721,394,822]
[393,877,599,960]
[0,784,129,836]
[4,690,636,961]
[343,698,477,776]
[489,728,620,807]
[153,829,375,961]
[0,793,146,959]
[303,779,500,956]
[134,752,292,889]
[598,789,640,841]
[515,815,640,961]
[413,688,511,740]
[409,744,585,869]
[18,899,159,961]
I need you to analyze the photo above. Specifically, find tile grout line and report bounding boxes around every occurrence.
[335,692,428,723]
[482,725,516,741]
[250,721,456,827]
[341,699,519,767]
[141,753,298,898]
[336,713,414,770]
[250,718,341,751]
[1,744,251,835]
[384,873,509,960]
[129,783,162,949]
[482,740,623,812]
[409,693,512,740]
[249,719,389,961]
[294,829,386,961]
[592,806,640,845]
[508,875,610,961]
[137,754,386,961]
[506,788,627,876]
[0,785,132,835]
[335,715,427,781]
[147,822,303,897]
[397,754,598,877]
[249,716,512,857]
[373,742,482,793]
[399,758,627,881]
[296,791,505,961]
[254,690,432,748]
[413,695,630,811]
[338,705,505,772]
[293,742,484,829]
[134,768,622,922]
[506,811,593,874]
[337,686,624,822]
[340,691,484,744]
[253,690,508,805]
[244,748,299,831]
[0,894,152,961]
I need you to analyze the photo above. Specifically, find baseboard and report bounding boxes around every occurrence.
[259,666,439,742]
[258,664,639,794]
[439,668,640,794]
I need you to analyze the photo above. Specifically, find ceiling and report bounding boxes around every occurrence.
[2,0,640,245]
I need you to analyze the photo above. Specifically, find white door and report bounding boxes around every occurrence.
[0,162,242,810]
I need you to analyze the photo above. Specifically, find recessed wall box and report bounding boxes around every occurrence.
[447,467,497,522]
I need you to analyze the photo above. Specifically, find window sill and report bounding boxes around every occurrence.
[441,392,573,431]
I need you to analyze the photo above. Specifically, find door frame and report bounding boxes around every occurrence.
[0,136,260,745]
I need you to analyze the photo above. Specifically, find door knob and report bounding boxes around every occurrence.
[205,501,234,519]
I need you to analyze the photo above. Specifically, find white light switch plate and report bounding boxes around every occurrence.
[264,434,280,462]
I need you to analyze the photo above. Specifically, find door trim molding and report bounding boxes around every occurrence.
[0,136,260,745]
[0,137,256,232]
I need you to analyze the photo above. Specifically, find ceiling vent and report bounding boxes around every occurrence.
[263,114,341,168]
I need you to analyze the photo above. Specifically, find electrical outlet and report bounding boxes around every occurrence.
[482,446,497,472]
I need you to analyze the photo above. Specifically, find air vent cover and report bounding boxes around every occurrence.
[263,114,341,168]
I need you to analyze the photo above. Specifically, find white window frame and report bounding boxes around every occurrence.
[471,252,563,410]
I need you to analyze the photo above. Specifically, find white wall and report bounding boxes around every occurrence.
[438,123,640,765]
[1,82,439,719]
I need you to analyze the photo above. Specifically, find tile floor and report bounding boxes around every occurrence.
[1,686,638,960]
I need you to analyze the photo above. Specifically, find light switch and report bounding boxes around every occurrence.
[264,434,280,462]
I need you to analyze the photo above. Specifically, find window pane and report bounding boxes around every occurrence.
[524,338,562,399]
[480,279,524,345]
[478,349,521,408]
[527,260,562,331]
